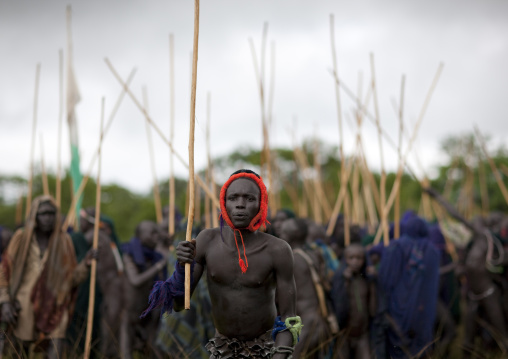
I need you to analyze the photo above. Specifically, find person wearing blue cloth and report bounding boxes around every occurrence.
[120,220,168,359]
[374,215,440,359]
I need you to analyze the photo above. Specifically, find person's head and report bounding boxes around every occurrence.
[136,220,159,249]
[272,209,295,237]
[220,169,268,231]
[344,243,366,274]
[279,218,308,247]
[306,220,328,245]
[35,200,57,235]
[404,216,428,239]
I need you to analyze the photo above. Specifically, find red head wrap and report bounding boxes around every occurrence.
[219,171,269,273]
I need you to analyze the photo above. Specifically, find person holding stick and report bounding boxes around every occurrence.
[142,169,299,358]
[0,195,96,358]
[120,220,168,359]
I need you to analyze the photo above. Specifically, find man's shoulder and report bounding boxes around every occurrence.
[259,232,292,253]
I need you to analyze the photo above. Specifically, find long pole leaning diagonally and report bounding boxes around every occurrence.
[84,98,105,359]
[474,125,508,206]
[185,0,200,310]
[104,59,220,210]
[62,69,136,233]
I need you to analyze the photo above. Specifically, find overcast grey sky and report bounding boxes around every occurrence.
[1,0,507,194]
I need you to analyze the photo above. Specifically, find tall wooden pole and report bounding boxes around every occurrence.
[62,69,136,232]
[370,54,389,246]
[185,0,200,310]
[40,133,50,196]
[168,34,176,236]
[330,14,350,246]
[104,59,220,210]
[26,63,41,219]
[475,126,508,206]
[143,87,163,224]
[56,49,64,208]
[84,98,105,359]
[394,75,405,239]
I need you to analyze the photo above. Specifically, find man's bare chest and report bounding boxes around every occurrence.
[205,242,275,289]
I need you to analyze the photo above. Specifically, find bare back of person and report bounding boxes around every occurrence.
[193,226,287,340]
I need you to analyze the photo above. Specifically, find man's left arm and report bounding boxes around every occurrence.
[273,240,298,359]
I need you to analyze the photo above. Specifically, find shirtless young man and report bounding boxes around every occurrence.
[279,218,332,358]
[143,170,298,358]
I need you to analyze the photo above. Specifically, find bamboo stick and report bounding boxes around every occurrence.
[40,134,50,196]
[84,98,105,359]
[330,14,350,246]
[143,87,163,224]
[372,64,444,244]
[15,194,23,226]
[185,0,200,310]
[56,49,64,208]
[26,63,41,219]
[168,34,176,236]
[351,157,361,224]
[62,69,136,232]
[394,75,405,239]
[104,59,220,210]
[248,24,276,215]
[474,126,508,206]
[370,54,389,246]
[326,157,355,237]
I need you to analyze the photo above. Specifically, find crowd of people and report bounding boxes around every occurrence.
[0,170,507,359]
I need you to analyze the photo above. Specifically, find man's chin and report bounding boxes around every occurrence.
[231,219,251,229]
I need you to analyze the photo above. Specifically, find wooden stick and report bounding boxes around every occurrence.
[143,87,163,224]
[474,126,508,206]
[40,133,50,196]
[168,34,176,237]
[330,14,350,246]
[84,97,105,359]
[26,63,41,219]
[104,58,220,210]
[56,49,64,208]
[326,157,355,237]
[62,69,136,232]
[372,64,444,244]
[370,54,389,246]
[185,0,200,310]
[394,75,405,239]
[15,194,23,226]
